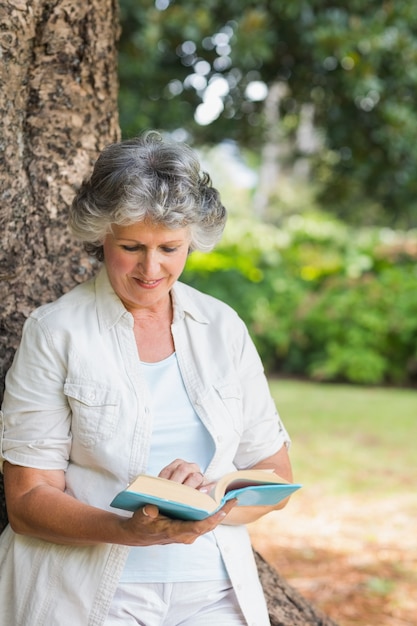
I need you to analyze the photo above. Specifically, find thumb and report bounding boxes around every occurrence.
[142,504,159,519]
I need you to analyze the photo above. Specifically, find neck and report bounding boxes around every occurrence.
[128,294,173,325]
[131,295,175,363]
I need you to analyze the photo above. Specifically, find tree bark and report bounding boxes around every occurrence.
[0,0,120,396]
[256,552,338,626]
[0,0,120,536]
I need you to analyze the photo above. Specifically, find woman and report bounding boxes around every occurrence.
[0,132,293,626]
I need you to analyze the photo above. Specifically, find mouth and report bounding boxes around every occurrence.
[133,277,163,289]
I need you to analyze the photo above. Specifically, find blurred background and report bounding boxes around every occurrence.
[116,3,417,624]
[117,0,417,389]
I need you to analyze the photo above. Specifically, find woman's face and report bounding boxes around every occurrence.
[103,221,191,313]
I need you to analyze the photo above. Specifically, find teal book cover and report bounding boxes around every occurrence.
[111,477,301,521]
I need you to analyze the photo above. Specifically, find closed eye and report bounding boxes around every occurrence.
[121,245,141,252]
[119,243,182,253]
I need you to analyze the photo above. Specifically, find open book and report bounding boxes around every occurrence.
[110,469,302,521]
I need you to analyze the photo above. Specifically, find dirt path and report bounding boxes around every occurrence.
[248,491,417,626]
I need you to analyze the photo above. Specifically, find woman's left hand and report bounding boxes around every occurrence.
[158,459,213,491]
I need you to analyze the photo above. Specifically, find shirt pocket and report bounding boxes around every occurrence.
[64,381,120,447]
[212,381,243,435]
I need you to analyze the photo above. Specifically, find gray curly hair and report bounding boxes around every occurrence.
[69,131,227,260]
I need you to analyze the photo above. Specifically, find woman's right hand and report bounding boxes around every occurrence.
[3,462,236,547]
[118,499,237,547]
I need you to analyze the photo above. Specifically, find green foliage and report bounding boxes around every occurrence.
[294,268,417,385]
[118,0,417,227]
[183,216,417,385]
[116,2,417,382]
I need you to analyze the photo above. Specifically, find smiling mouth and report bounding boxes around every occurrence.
[134,277,163,288]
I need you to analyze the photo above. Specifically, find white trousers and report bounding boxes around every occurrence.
[103,580,247,626]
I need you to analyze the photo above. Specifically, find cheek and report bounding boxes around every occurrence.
[105,249,134,275]
[172,254,189,276]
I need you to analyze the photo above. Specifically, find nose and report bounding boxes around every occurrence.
[139,249,160,276]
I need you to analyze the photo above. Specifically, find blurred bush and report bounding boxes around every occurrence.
[183,215,417,386]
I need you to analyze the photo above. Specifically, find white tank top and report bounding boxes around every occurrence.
[119,353,228,582]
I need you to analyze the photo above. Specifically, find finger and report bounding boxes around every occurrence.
[141,504,159,519]
[158,459,188,479]
[195,498,238,532]
[217,498,238,516]
[159,461,202,486]
[198,480,216,493]
[182,471,205,489]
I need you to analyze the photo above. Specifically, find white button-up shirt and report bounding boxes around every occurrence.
[0,267,290,625]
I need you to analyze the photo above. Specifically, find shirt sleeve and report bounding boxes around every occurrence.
[0,315,72,472]
[233,320,291,470]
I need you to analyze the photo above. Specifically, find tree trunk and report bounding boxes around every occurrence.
[0,0,120,537]
[0,0,120,395]
[0,3,338,624]
[256,552,338,626]
[252,81,289,219]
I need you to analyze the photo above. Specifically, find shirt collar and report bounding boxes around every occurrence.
[95,266,209,331]
[95,266,133,331]
[171,281,210,325]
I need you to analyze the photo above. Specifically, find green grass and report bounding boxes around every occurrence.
[268,378,417,498]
